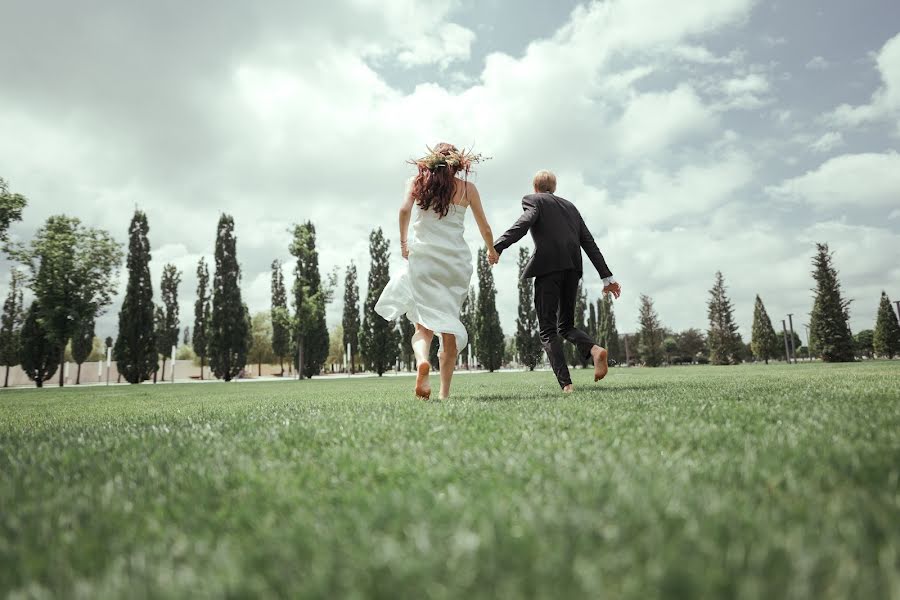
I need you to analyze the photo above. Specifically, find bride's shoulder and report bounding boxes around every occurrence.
[458,179,479,197]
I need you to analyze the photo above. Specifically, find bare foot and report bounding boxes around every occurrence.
[592,346,609,381]
[415,363,431,400]
[563,384,575,393]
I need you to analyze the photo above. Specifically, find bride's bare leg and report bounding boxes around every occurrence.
[438,333,457,400]
[411,324,433,399]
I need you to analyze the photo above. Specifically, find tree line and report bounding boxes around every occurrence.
[610,243,900,368]
[1,176,898,387]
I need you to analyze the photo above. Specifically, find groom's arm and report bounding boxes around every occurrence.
[579,215,614,282]
[493,196,539,256]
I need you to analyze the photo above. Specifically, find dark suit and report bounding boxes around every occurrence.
[494,193,613,388]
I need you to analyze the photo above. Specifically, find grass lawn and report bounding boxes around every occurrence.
[1,362,899,599]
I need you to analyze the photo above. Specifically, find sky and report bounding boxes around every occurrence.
[1,0,899,346]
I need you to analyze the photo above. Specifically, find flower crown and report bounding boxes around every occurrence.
[409,145,491,173]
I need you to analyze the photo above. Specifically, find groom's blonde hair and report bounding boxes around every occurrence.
[533,170,557,193]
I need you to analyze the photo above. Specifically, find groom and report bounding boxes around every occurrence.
[492,170,621,393]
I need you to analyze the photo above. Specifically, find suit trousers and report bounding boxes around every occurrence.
[533,269,597,388]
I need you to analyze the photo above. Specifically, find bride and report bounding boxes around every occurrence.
[375,143,497,400]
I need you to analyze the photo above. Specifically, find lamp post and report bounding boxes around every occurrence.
[787,313,797,364]
[803,324,811,361]
[781,320,791,364]
[624,334,631,366]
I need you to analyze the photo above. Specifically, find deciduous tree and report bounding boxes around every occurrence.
[0,269,25,387]
[14,215,122,386]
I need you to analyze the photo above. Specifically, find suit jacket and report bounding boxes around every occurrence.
[493,193,613,280]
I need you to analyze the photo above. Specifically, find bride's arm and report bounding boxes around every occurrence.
[466,182,498,263]
[398,177,415,259]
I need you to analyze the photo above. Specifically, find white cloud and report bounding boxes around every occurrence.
[825,32,900,132]
[809,131,844,153]
[613,85,718,158]
[611,153,755,228]
[805,55,830,70]
[8,0,896,345]
[773,108,792,125]
[722,73,769,95]
[395,23,476,68]
[671,45,743,65]
[715,72,772,110]
[767,151,900,210]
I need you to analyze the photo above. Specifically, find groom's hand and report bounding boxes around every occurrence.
[602,281,621,299]
[487,247,500,265]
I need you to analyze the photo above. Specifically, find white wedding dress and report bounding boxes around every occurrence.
[375,203,472,353]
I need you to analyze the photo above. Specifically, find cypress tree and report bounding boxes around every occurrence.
[342,262,361,374]
[71,317,94,384]
[192,257,211,380]
[0,269,25,387]
[152,305,165,383]
[429,335,440,370]
[20,301,59,387]
[873,291,900,358]
[460,286,477,367]
[183,326,190,347]
[360,228,399,375]
[208,214,250,381]
[598,294,621,363]
[270,259,290,375]
[750,295,780,364]
[638,294,664,367]
[115,211,157,384]
[289,222,329,378]
[515,247,542,370]
[156,263,181,380]
[398,316,416,371]
[809,243,855,362]
[574,282,589,367]
[475,247,504,372]
[707,271,743,365]
[588,303,597,342]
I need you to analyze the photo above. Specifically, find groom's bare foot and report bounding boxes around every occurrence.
[563,384,575,393]
[592,346,609,381]
[415,363,431,400]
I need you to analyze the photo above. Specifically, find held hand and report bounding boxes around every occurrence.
[602,281,621,299]
[487,247,500,265]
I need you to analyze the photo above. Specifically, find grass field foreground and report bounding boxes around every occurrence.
[2,362,900,599]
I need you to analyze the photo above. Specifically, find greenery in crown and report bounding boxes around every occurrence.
[411,145,491,172]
